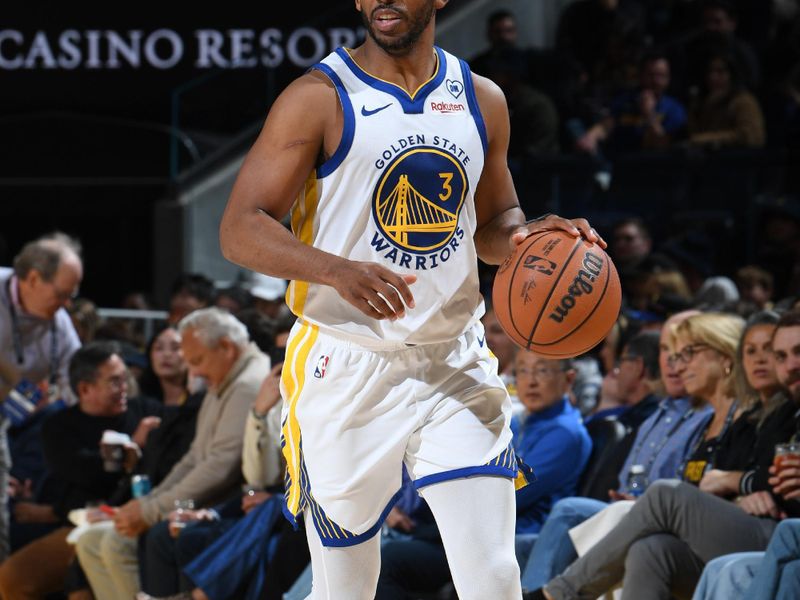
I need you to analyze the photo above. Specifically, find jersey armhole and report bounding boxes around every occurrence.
[458,60,488,157]
[309,63,356,179]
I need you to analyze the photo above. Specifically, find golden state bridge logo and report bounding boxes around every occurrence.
[371,147,467,269]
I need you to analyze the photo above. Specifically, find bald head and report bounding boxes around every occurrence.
[14,233,83,320]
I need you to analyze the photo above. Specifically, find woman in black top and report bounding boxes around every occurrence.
[672,313,749,485]
[698,310,795,498]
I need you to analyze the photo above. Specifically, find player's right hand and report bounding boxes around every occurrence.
[332,261,416,321]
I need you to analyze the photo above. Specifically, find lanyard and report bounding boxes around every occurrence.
[5,278,58,385]
[680,399,738,477]
[629,403,697,474]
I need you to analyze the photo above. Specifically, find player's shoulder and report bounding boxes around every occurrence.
[275,69,337,108]
[466,71,508,132]
[261,67,336,127]
[469,71,507,111]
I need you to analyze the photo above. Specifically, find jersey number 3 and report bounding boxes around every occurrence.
[439,172,454,201]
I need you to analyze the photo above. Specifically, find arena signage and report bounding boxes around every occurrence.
[0,27,365,70]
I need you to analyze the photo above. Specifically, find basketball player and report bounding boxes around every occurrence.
[220,1,604,598]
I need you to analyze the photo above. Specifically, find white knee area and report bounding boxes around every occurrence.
[304,512,382,600]
[421,476,521,600]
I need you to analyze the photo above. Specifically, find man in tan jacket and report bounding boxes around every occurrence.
[75,307,270,600]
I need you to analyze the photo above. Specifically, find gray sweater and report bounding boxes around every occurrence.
[139,342,270,524]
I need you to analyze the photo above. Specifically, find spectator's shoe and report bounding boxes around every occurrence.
[522,590,548,600]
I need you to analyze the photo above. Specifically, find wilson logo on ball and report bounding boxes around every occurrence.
[548,251,604,324]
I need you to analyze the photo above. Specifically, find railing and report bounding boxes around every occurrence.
[96,308,169,344]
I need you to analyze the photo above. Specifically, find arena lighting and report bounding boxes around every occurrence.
[0,27,364,70]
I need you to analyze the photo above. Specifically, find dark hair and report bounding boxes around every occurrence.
[640,49,670,70]
[613,217,651,240]
[215,284,253,312]
[702,0,738,20]
[701,48,744,96]
[234,308,276,355]
[69,341,121,396]
[624,330,661,380]
[775,310,800,332]
[13,232,82,282]
[488,9,515,27]
[273,311,297,336]
[169,273,216,305]
[138,325,186,401]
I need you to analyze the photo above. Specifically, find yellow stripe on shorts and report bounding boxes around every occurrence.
[280,321,319,518]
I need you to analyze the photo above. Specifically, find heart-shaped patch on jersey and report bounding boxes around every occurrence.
[446,79,464,99]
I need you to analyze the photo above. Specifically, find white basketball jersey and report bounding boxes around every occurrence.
[286,47,488,346]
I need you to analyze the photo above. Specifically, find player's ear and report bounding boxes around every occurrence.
[355,0,363,12]
[435,0,449,9]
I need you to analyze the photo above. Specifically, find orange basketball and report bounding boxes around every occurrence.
[491,230,621,358]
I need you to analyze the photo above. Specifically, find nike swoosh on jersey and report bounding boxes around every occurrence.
[361,103,392,116]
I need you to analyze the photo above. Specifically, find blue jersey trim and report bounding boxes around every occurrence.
[459,59,488,156]
[413,464,518,490]
[335,46,447,115]
[310,63,355,179]
[281,501,300,530]
[314,488,403,548]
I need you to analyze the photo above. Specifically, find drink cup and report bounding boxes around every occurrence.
[168,499,195,537]
[774,443,800,473]
[100,442,125,472]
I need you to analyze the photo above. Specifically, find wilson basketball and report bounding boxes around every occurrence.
[492,230,621,358]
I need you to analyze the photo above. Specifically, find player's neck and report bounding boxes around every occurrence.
[353,39,438,95]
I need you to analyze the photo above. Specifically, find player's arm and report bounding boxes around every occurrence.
[219,71,414,321]
[470,74,604,265]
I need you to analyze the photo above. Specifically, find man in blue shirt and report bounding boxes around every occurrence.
[576,51,687,154]
[512,352,593,534]
[375,351,591,599]
[521,310,713,592]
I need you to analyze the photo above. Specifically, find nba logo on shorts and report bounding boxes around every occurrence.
[314,355,330,379]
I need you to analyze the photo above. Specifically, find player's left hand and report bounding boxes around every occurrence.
[509,214,606,252]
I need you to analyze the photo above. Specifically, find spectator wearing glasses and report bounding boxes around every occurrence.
[0,232,84,562]
[520,310,713,592]
[528,311,800,600]
[375,351,591,598]
[587,329,662,429]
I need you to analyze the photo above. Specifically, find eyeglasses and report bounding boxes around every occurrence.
[99,375,128,391]
[516,366,563,379]
[668,344,710,366]
[48,281,79,302]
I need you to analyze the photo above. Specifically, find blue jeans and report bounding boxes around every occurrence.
[692,552,762,600]
[693,519,800,599]
[520,497,608,591]
[744,519,800,600]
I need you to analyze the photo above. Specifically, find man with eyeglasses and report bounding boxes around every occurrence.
[0,341,162,599]
[374,350,592,598]
[0,232,84,563]
[512,352,593,536]
[521,313,713,593]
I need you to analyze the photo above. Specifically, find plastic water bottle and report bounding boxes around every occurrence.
[626,464,648,497]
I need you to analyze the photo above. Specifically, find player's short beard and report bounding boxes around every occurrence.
[361,2,435,56]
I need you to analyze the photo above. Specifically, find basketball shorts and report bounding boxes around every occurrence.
[279,318,533,547]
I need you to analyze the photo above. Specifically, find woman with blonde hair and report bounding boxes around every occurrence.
[669,312,748,485]
[531,311,796,600]
[698,310,793,498]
